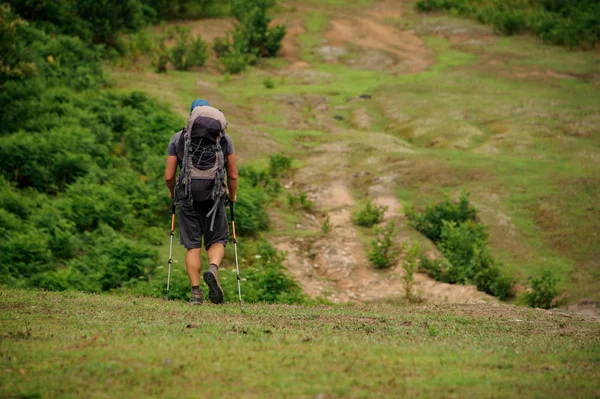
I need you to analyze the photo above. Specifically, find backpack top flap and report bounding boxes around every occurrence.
[186,105,227,139]
[191,117,222,141]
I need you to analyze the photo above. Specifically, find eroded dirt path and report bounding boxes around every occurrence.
[273,134,495,304]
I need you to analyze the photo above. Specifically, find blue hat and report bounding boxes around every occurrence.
[190,99,210,113]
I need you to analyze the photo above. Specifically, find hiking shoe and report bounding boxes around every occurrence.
[203,264,224,304]
[188,289,204,305]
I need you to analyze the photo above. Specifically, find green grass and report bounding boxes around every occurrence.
[1,289,598,398]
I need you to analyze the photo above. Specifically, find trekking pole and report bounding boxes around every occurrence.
[229,201,243,308]
[166,202,176,300]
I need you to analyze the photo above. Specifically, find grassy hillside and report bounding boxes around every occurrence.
[109,0,600,304]
[1,289,598,398]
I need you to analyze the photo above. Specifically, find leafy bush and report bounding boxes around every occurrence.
[263,77,275,89]
[219,50,250,74]
[469,245,514,300]
[10,0,146,46]
[411,192,514,299]
[238,165,281,196]
[416,0,600,48]
[233,183,270,236]
[168,26,207,71]
[522,270,560,309]
[369,221,399,269]
[439,220,488,283]
[268,153,293,178]
[214,0,286,73]
[352,200,387,228]
[406,190,476,242]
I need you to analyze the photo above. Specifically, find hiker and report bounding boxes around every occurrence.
[164,99,238,305]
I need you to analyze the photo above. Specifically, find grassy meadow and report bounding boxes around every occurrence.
[1,289,598,398]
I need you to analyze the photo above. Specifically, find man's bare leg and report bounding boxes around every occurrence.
[186,248,202,285]
[186,248,204,304]
[207,243,225,267]
[204,243,225,304]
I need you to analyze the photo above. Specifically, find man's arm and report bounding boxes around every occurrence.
[226,153,238,202]
[164,156,178,198]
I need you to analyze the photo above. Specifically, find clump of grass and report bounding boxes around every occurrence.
[352,200,387,228]
[263,77,275,89]
[321,215,332,234]
[287,192,313,211]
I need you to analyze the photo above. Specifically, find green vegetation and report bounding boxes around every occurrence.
[409,193,514,299]
[401,242,420,303]
[2,289,599,398]
[369,221,399,269]
[0,3,306,305]
[214,0,286,73]
[352,200,387,228]
[522,270,561,309]
[168,26,208,70]
[406,191,476,243]
[416,0,600,48]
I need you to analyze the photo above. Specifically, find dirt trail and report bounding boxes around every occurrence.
[274,136,495,305]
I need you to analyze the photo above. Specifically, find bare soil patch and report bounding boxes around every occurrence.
[325,18,432,73]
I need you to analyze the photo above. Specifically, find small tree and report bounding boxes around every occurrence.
[214,0,286,73]
[522,271,560,309]
[369,221,399,269]
[401,241,420,303]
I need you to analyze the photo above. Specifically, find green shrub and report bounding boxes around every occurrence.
[233,182,270,236]
[287,192,313,211]
[416,0,600,48]
[170,26,191,70]
[352,200,387,228]
[238,165,281,196]
[0,228,53,281]
[188,35,208,67]
[263,77,275,89]
[213,0,285,74]
[439,220,488,283]
[268,153,293,177]
[419,254,453,282]
[522,270,560,309]
[219,50,249,74]
[369,221,399,269]
[406,190,476,242]
[469,245,514,300]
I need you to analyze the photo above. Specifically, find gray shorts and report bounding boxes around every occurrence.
[178,200,229,250]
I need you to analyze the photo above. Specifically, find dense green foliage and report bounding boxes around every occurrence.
[352,200,387,228]
[214,0,286,73]
[0,8,180,289]
[406,191,476,242]
[7,0,227,46]
[416,0,600,48]
[408,192,513,299]
[0,4,305,304]
[522,270,560,309]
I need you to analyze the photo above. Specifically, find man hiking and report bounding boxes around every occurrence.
[164,99,238,305]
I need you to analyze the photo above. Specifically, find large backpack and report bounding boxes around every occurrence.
[174,105,228,230]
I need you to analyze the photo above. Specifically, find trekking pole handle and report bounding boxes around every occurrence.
[229,201,237,243]
[170,202,176,234]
